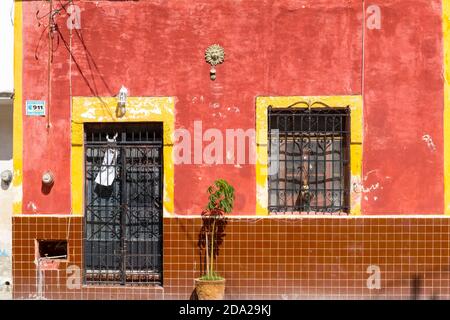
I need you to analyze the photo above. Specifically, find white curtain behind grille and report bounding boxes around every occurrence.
[95,134,119,186]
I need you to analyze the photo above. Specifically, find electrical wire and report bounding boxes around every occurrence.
[362,0,366,97]
[47,0,53,129]
[67,11,73,240]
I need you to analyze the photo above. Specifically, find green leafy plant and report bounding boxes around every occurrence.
[198,179,235,280]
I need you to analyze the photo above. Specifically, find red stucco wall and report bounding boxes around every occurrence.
[20,0,444,215]
[363,0,444,214]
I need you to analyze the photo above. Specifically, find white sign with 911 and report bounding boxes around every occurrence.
[26,100,46,117]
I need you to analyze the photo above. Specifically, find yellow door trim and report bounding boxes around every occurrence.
[255,95,363,216]
[71,96,175,216]
[12,1,23,215]
[443,0,450,214]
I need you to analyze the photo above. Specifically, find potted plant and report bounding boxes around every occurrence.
[195,179,235,300]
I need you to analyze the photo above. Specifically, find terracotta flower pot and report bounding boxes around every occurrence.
[194,278,226,300]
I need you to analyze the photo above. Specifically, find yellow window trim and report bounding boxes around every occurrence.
[255,95,363,216]
[71,96,175,216]
[444,0,450,214]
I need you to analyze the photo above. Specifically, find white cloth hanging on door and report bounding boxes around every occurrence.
[95,133,119,186]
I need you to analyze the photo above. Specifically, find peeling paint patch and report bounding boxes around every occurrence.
[363,170,378,181]
[227,106,240,113]
[351,193,362,210]
[352,175,363,193]
[361,183,380,193]
[80,108,96,119]
[212,112,225,118]
[127,108,152,116]
[256,184,268,209]
[12,184,23,203]
[422,134,436,151]
[26,201,37,212]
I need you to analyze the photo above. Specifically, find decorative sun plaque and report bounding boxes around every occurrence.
[205,44,225,80]
[205,44,225,66]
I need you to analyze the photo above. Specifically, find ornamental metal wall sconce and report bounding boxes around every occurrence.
[116,85,128,117]
[205,44,225,81]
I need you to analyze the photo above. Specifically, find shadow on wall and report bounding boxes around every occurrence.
[0,101,13,161]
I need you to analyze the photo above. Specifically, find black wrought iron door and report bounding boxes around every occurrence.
[84,123,163,285]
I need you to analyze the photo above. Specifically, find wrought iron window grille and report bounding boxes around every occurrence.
[268,103,350,215]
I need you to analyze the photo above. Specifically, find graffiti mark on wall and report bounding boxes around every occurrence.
[353,169,385,203]
[353,181,380,194]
